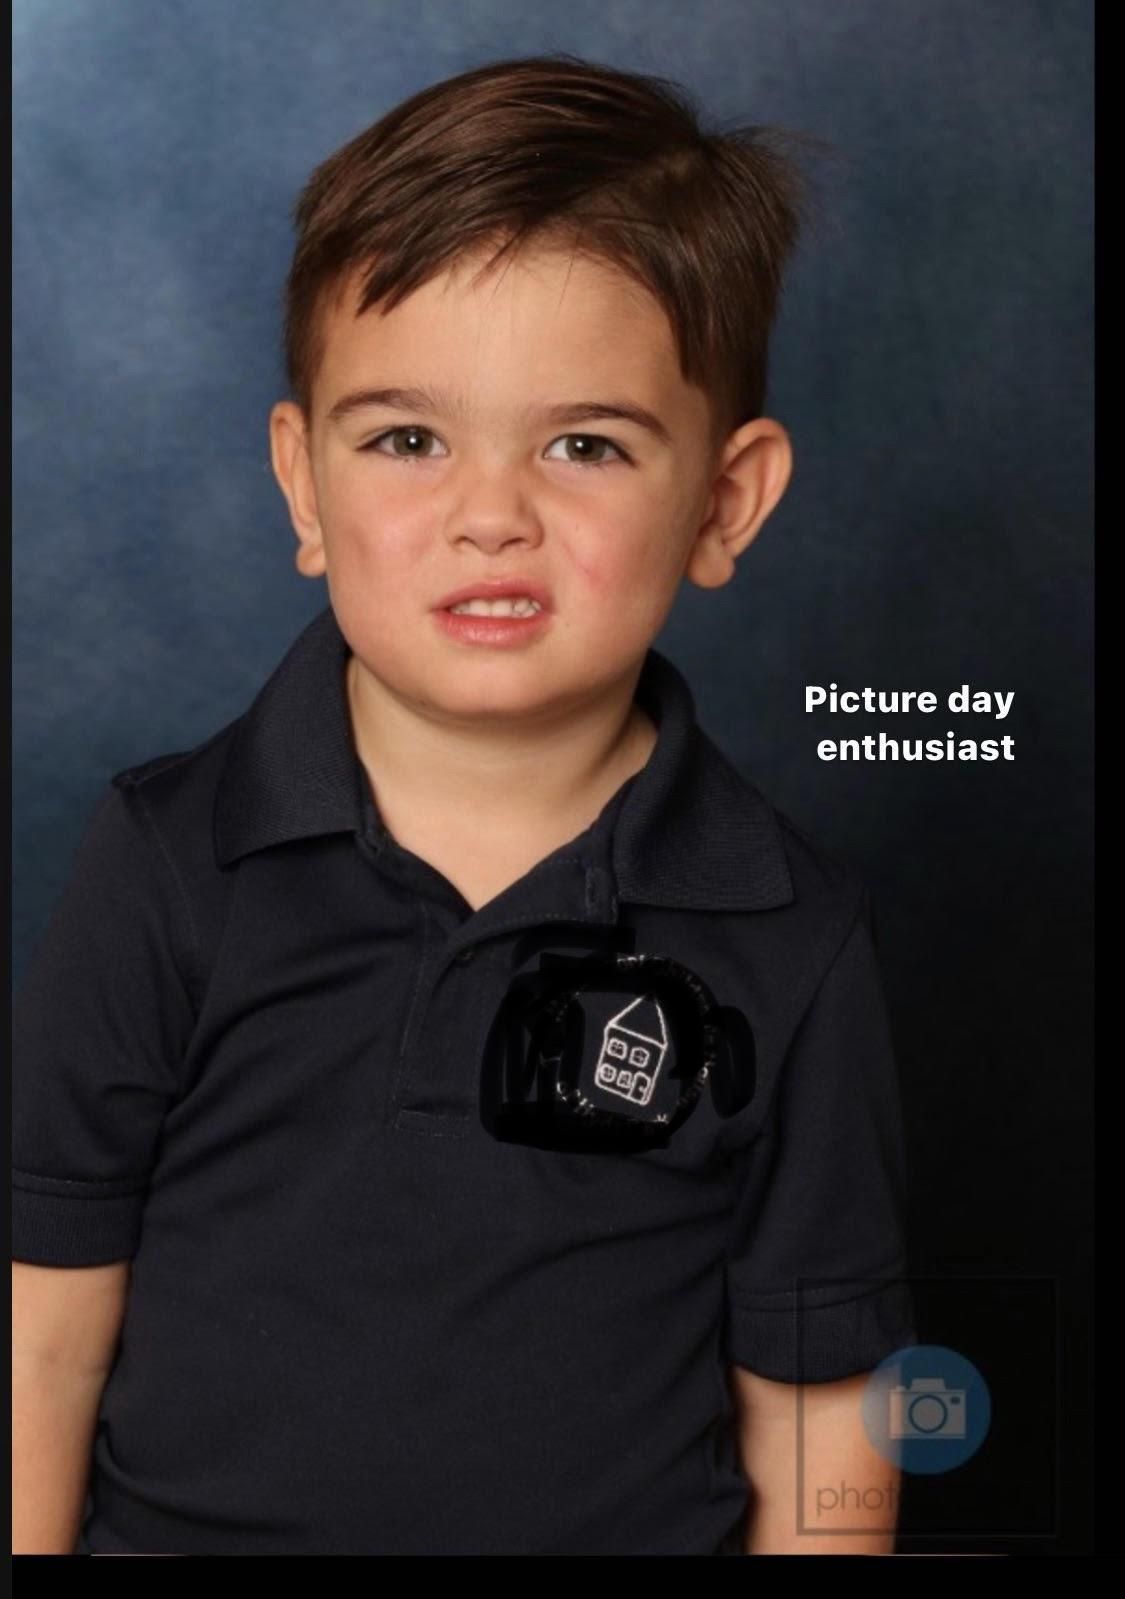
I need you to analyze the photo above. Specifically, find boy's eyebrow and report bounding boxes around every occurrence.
[325,385,673,445]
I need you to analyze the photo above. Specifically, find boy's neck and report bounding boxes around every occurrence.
[345,652,658,843]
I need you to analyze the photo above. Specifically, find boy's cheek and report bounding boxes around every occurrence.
[318,503,418,567]
[569,535,656,591]
[566,550,605,593]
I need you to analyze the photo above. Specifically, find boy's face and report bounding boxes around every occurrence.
[270,242,790,727]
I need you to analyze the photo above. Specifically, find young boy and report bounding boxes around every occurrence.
[13,54,918,1556]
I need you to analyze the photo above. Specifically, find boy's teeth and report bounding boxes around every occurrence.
[449,597,543,616]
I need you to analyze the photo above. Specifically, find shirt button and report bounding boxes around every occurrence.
[453,947,476,965]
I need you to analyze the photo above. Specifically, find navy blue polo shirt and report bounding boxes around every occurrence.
[13,604,918,1556]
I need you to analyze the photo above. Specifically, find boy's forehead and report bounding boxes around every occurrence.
[311,248,704,428]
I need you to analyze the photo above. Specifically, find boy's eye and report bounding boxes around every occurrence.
[543,433,630,467]
[358,427,630,467]
[360,425,445,459]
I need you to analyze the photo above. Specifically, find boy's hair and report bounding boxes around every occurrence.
[284,53,828,443]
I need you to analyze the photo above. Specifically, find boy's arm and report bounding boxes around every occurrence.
[12,1260,131,1554]
[730,1364,903,1555]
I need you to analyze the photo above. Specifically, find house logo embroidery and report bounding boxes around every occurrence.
[595,995,669,1108]
[479,929,756,1154]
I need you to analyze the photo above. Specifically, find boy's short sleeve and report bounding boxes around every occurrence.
[13,779,198,1267]
[722,886,919,1383]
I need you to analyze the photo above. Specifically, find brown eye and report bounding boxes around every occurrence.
[363,426,444,459]
[545,433,629,467]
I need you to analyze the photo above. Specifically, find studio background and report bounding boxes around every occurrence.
[12,0,1093,1555]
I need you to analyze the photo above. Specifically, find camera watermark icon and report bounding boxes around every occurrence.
[863,1344,991,1474]
[889,1375,966,1440]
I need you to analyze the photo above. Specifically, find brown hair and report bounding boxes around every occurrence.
[284,53,829,442]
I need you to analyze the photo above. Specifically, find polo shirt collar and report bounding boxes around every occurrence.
[213,605,793,914]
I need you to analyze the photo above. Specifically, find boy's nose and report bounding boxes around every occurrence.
[443,478,544,550]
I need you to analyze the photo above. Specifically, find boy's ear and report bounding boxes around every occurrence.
[269,401,327,579]
[684,419,794,590]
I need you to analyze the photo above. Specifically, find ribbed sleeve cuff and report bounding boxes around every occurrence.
[12,1170,146,1265]
[724,1276,919,1382]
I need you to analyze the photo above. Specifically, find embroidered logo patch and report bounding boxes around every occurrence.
[480,931,755,1154]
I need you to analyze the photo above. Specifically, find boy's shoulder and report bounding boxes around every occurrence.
[773,801,867,908]
[111,721,241,794]
[691,719,868,921]
[104,608,339,858]
[110,715,243,808]
[105,712,247,890]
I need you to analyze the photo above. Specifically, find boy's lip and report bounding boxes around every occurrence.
[434,577,553,611]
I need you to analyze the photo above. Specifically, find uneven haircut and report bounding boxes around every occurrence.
[284,54,829,440]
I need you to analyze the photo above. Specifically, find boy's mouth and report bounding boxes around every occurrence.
[432,581,554,648]
[434,578,553,615]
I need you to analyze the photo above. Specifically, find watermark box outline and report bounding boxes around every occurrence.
[787,1273,1062,1543]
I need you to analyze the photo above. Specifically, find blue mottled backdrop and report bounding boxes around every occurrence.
[13,0,1092,1552]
